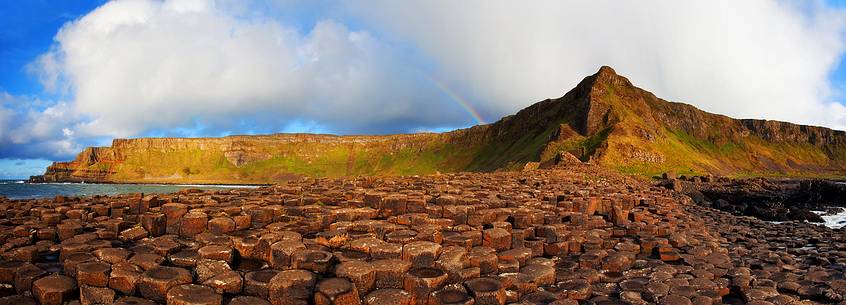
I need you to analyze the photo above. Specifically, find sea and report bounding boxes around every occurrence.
[821,182,846,229]
[0,179,259,200]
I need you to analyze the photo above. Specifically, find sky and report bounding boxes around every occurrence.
[0,0,845,179]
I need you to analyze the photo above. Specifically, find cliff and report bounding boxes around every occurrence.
[30,66,846,184]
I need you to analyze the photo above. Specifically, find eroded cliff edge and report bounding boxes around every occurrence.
[31,67,846,184]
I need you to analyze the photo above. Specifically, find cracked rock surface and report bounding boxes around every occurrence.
[0,166,842,304]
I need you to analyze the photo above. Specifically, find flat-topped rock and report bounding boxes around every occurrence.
[268,269,317,305]
[32,274,77,305]
[137,266,193,302]
[315,278,361,305]
[166,284,223,305]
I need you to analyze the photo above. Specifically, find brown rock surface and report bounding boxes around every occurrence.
[3,165,845,305]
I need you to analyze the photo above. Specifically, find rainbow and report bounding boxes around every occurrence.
[426,76,486,125]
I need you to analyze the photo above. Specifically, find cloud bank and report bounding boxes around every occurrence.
[3,0,846,162]
[350,0,846,128]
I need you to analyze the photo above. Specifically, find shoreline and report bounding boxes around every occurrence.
[24,181,270,187]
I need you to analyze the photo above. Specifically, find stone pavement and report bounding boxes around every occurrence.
[0,167,842,305]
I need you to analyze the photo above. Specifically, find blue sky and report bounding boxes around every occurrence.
[1,0,845,179]
[0,1,106,95]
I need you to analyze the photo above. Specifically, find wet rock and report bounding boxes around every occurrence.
[0,261,25,284]
[228,296,272,305]
[371,259,412,289]
[76,261,111,287]
[244,270,278,298]
[93,248,131,264]
[464,277,505,305]
[181,212,209,237]
[32,274,77,305]
[292,249,334,273]
[659,295,692,305]
[402,241,442,269]
[364,289,413,305]
[79,285,115,305]
[554,279,592,300]
[208,217,236,235]
[482,228,511,251]
[137,266,192,302]
[166,284,223,305]
[268,269,317,305]
[128,253,164,271]
[14,263,46,294]
[119,226,148,242]
[430,289,474,305]
[336,261,375,297]
[204,270,243,294]
[108,262,142,295]
[114,296,157,305]
[403,268,448,305]
[198,245,235,264]
[271,240,306,269]
[315,277,361,305]
[0,295,37,305]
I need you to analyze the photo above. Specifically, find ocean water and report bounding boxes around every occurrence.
[823,182,846,229]
[0,180,259,200]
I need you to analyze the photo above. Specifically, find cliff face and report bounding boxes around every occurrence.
[30,132,492,184]
[31,66,846,184]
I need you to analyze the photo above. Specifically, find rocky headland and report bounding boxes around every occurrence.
[661,174,846,223]
[2,163,846,304]
[29,67,846,185]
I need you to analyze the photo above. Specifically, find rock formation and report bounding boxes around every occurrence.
[30,67,846,184]
[5,164,846,304]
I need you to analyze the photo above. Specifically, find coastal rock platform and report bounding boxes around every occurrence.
[0,166,843,304]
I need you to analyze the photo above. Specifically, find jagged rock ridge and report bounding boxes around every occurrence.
[31,66,846,184]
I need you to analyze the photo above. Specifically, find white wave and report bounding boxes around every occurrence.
[819,210,846,229]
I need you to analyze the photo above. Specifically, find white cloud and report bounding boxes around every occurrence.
[15,0,846,162]
[31,0,464,140]
[348,0,846,130]
[0,93,82,160]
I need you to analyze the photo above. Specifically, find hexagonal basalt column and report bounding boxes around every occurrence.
[463,277,505,305]
[268,269,317,305]
[76,261,111,287]
[403,268,448,305]
[32,275,77,305]
[180,211,209,237]
[292,249,334,273]
[166,284,223,305]
[364,289,413,305]
[402,241,441,269]
[314,277,361,305]
[137,266,193,302]
[335,260,376,297]
[244,269,278,298]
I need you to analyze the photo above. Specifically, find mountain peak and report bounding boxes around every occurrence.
[596,65,618,76]
[592,65,632,88]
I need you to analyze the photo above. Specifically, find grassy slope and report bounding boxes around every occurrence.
[590,80,846,178]
[97,137,484,184]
